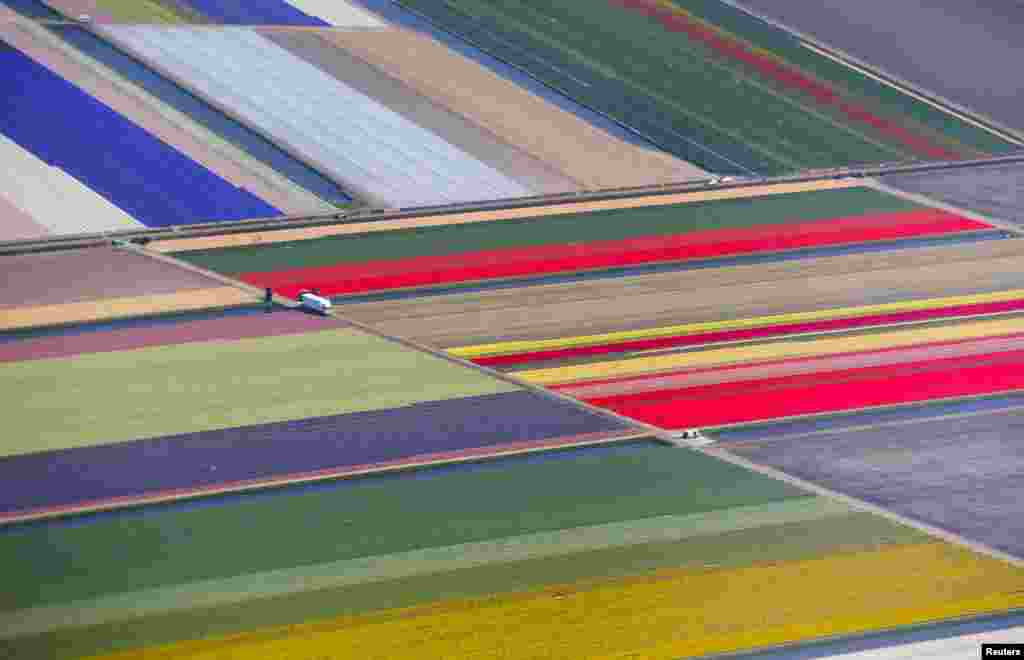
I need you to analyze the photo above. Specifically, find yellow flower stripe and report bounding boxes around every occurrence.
[651,0,803,69]
[451,289,1024,359]
[89,542,1024,660]
[516,315,1024,385]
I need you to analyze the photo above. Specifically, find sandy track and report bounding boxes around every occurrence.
[156,179,857,253]
[327,28,705,189]
[337,239,1024,347]
[0,246,229,309]
[0,287,258,331]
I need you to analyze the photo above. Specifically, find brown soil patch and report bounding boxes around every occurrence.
[336,239,1024,347]
[0,287,258,331]
[0,246,228,308]
[325,28,704,189]
[156,179,858,253]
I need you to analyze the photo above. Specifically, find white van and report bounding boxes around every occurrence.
[669,429,713,446]
[298,291,332,315]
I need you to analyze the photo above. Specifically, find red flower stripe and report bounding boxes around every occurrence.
[486,298,1024,369]
[242,210,985,299]
[592,349,1024,428]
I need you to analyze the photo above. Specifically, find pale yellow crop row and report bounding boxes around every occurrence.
[154,180,860,253]
[91,542,1024,660]
[452,288,1024,359]
[517,315,1024,385]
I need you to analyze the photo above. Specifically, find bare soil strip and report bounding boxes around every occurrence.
[336,239,1024,348]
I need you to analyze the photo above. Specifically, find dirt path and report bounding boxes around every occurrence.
[156,179,858,253]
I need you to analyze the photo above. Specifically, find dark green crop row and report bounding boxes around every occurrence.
[176,187,918,274]
[395,0,1014,174]
[668,0,1015,155]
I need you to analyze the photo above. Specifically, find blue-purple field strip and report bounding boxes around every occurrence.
[0,390,632,522]
[723,403,1024,559]
[0,38,279,226]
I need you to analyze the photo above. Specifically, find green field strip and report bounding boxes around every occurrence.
[5,511,931,659]
[0,327,515,456]
[673,0,1015,154]
[96,0,191,23]
[494,0,1010,157]
[420,0,861,170]
[177,188,920,274]
[0,497,853,639]
[458,0,814,171]
[398,0,922,172]
[0,443,805,612]
[550,0,906,166]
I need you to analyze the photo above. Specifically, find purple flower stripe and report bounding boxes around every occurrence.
[0,391,629,516]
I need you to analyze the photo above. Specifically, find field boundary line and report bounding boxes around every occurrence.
[388,0,759,175]
[703,387,1024,435]
[153,179,860,253]
[0,430,648,527]
[865,178,1024,236]
[4,154,1024,255]
[456,288,1024,358]
[716,398,1024,448]
[799,42,1024,148]
[138,239,666,441]
[717,0,1024,146]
